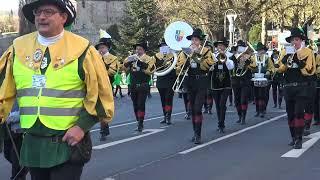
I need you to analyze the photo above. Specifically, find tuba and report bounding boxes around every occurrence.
[234,42,255,76]
[154,21,193,77]
[161,21,194,93]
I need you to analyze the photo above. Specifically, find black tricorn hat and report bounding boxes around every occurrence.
[214,37,229,47]
[95,38,112,50]
[256,42,268,51]
[285,28,307,43]
[22,0,76,27]
[158,38,167,47]
[133,41,148,51]
[186,28,206,41]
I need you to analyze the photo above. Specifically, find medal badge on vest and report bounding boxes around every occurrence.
[33,49,43,63]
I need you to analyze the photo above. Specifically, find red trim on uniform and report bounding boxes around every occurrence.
[304,113,313,121]
[294,118,305,127]
[137,111,145,118]
[241,104,248,111]
[164,105,172,111]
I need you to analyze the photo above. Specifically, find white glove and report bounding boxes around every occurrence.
[225,59,235,70]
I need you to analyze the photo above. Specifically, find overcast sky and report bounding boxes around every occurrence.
[0,0,18,11]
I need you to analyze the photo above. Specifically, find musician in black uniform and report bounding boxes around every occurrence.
[124,42,156,132]
[253,42,275,118]
[204,41,214,114]
[231,40,257,124]
[209,37,234,133]
[303,41,318,136]
[176,28,214,144]
[154,39,176,125]
[271,50,284,108]
[313,40,320,126]
[277,28,316,149]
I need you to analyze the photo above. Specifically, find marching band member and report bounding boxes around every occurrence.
[277,28,316,149]
[95,37,120,141]
[154,39,176,125]
[313,39,320,126]
[271,50,284,109]
[230,40,257,125]
[176,28,214,144]
[253,42,275,118]
[123,42,156,132]
[209,37,234,133]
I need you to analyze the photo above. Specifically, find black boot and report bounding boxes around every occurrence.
[241,110,247,125]
[294,138,302,149]
[288,138,295,146]
[218,127,225,133]
[260,111,265,118]
[166,113,172,125]
[288,127,295,146]
[254,112,260,117]
[236,111,242,123]
[191,122,196,142]
[160,114,166,124]
[194,123,202,144]
[273,104,277,108]
[135,120,144,132]
[304,128,310,136]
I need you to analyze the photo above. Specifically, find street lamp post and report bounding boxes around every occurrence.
[224,9,237,47]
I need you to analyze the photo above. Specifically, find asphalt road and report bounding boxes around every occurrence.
[1,91,320,180]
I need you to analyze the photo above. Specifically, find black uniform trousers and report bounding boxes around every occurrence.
[314,88,320,124]
[304,85,316,130]
[114,85,123,97]
[229,89,233,105]
[4,130,28,180]
[212,89,231,129]
[284,86,308,141]
[158,88,174,119]
[182,93,190,115]
[29,161,83,180]
[131,84,149,122]
[254,86,268,114]
[233,85,250,120]
[188,88,207,137]
[206,90,214,111]
[272,81,284,107]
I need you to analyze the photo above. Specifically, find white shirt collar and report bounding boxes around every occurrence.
[37,30,64,46]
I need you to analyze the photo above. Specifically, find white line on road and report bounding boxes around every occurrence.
[179,114,287,155]
[90,112,185,133]
[93,129,165,150]
[281,131,320,158]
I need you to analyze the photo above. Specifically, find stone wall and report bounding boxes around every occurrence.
[73,0,126,43]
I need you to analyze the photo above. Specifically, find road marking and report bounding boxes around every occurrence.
[179,114,287,155]
[281,131,320,158]
[90,112,185,133]
[93,129,165,150]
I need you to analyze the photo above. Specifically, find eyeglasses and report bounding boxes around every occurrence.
[33,9,61,17]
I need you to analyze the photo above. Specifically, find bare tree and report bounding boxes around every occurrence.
[18,0,36,35]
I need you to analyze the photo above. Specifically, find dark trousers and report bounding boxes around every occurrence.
[304,86,316,130]
[229,89,233,105]
[182,93,190,114]
[100,122,110,137]
[206,90,214,111]
[158,88,174,118]
[114,85,123,97]
[314,88,320,123]
[284,86,308,141]
[254,86,267,114]
[188,89,206,137]
[233,85,250,119]
[4,132,28,180]
[29,161,83,180]
[212,89,231,129]
[272,82,284,106]
[131,86,148,122]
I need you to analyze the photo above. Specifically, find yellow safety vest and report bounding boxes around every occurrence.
[13,55,85,130]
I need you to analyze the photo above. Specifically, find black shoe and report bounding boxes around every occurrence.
[185,113,190,120]
[304,130,310,136]
[135,121,144,132]
[288,138,295,146]
[294,139,302,149]
[100,135,107,141]
[160,119,166,124]
[191,135,196,142]
[260,112,265,118]
[236,117,241,123]
[218,128,225,134]
[166,119,172,125]
[229,103,233,107]
[255,113,260,117]
[194,136,202,144]
[273,104,277,108]
[203,109,208,114]
[208,110,212,114]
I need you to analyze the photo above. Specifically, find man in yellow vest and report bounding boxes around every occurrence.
[0,0,114,179]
